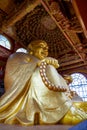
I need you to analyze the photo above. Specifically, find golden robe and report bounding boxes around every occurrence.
[0,52,86,125]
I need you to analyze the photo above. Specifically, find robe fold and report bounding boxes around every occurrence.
[0,52,74,125]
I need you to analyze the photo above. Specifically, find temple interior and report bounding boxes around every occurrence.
[0,0,87,130]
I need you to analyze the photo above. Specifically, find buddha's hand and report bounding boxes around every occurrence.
[37,57,59,68]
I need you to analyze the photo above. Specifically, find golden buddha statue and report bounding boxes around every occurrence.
[0,40,87,126]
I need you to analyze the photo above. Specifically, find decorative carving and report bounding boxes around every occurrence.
[41,16,57,30]
[1,0,40,31]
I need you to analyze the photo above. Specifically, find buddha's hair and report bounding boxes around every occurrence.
[27,40,47,52]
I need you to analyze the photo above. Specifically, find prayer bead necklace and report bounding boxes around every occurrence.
[39,61,67,92]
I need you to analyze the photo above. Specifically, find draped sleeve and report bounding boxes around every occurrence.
[0,52,38,111]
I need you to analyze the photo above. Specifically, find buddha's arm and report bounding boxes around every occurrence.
[37,57,59,68]
[37,57,68,92]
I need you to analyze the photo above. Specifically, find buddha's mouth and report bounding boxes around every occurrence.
[41,52,48,57]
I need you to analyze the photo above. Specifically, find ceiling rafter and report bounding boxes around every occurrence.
[1,0,40,32]
[40,0,86,63]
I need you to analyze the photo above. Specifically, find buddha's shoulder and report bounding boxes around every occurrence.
[9,52,29,59]
[7,52,38,64]
[6,52,31,64]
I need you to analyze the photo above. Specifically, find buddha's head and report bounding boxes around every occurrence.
[28,40,49,60]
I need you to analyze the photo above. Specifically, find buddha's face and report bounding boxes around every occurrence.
[34,42,48,60]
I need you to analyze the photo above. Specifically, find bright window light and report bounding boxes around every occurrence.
[16,48,28,53]
[69,73,87,101]
[0,35,11,50]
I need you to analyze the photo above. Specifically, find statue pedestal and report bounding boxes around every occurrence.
[0,123,72,130]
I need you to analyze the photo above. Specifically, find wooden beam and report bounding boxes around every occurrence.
[59,62,87,71]
[60,59,82,66]
[40,0,85,63]
[1,0,40,31]
[72,0,87,38]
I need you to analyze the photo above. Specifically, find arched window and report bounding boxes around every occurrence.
[0,35,11,50]
[69,73,87,101]
[16,48,28,53]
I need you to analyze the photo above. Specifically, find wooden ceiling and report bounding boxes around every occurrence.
[0,0,87,74]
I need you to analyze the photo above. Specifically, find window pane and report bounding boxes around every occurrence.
[69,73,87,101]
[0,35,11,50]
